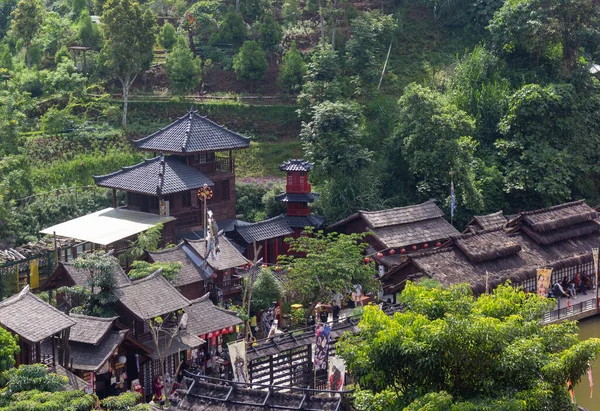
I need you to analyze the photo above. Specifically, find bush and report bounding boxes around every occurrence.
[158,22,177,50]
[259,13,282,53]
[100,392,142,410]
[277,41,306,93]
[40,106,81,134]
[233,40,268,91]
[165,37,202,94]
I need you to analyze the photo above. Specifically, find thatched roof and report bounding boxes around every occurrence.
[463,210,507,233]
[68,330,128,372]
[69,314,118,345]
[328,200,460,249]
[178,377,343,411]
[142,332,204,360]
[454,229,521,263]
[185,294,242,337]
[519,200,597,233]
[147,243,211,287]
[42,260,131,292]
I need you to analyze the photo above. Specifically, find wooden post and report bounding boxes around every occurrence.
[53,232,60,264]
[112,189,117,208]
[35,342,41,363]
[51,333,56,367]
[264,241,268,264]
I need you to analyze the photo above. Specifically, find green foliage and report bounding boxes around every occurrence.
[345,10,395,83]
[278,229,378,314]
[277,41,306,93]
[0,91,24,156]
[0,388,96,410]
[241,0,265,22]
[127,223,163,259]
[251,269,283,313]
[210,8,246,47]
[281,0,300,23]
[100,391,142,410]
[9,0,44,66]
[235,179,285,221]
[297,45,343,114]
[337,282,600,411]
[128,260,182,283]
[158,22,177,50]
[0,44,12,69]
[393,83,483,217]
[0,0,18,38]
[233,40,268,88]
[165,37,201,94]
[2,365,67,395]
[40,106,80,134]
[258,12,282,53]
[73,251,120,317]
[0,328,18,374]
[77,11,101,50]
[300,100,372,178]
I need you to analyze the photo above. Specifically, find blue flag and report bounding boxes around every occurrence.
[451,181,456,218]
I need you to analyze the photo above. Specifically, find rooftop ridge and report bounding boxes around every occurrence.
[409,246,454,259]
[69,313,119,322]
[132,113,189,145]
[147,243,184,255]
[190,293,240,316]
[93,156,160,182]
[519,199,587,216]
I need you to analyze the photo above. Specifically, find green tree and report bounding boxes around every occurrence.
[338,281,600,410]
[158,21,177,50]
[0,91,25,156]
[101,0,156,128]
[278,229,378,317]
[297,45,342,114]
[9,0,44,68]
[71,0,87,19]
[281,0,300,23]
[258,12,281,53]
[210,7,246,47]
[277,41,306,93]
[345,10,395,83]
[165,36,201,94]
[0,44,11,70]
[77,10,101,50]
[128,260,182,283]
[0,326,18,372]
[251,269,283,313]
[0,0,18,38]
[393,83,483,217]
[73,251,120,317]
[300,100,372,179]
[241,0,264,21]
[233,40,267,92]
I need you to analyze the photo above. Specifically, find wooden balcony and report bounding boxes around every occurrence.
[207,276,242,293]
[191,158,233,175]
[172,208,202,229]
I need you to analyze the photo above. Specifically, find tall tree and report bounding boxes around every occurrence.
[278,229,378,317]
[233,40,268,92]
[101,0,156,128]
[9,0,44,68]
[297,45,342,115]
[0,0,18,39]
[338,281,600,410]
[73,251,120,317]
[277,41,306,93]
[165,36,202,94]
[210,7,246,47]
[158,21,177,51]
[258,12,282,53]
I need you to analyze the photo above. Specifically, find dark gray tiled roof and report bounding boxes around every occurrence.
[53,365,89,391]
[234,215,294,243]
[142,332,204,360]
[148,244,210,287]
[113,269,191,320]
[69,314,117,345]
[68,330,127,371]
[62,262,132,290]
[373,217,459,248]
[285,214,325,229]
[0,287,75,343]
[94,155,213,196]
[279,159,314,172]
[134,109,250,154]
[185,235,249,271]
[464,210,507,233]
[275,192,319,203]
[185,294,242,336]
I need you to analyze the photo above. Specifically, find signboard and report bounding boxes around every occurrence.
[228,340,248,384]
[537,268,553,297]
[159,200,169,217]
[593,248,598,288]
[328,356,345,392]
[314,323,331,371]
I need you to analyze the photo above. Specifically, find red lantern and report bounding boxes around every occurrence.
[229,326,234,332]
[377,252,383,258]
[214,330,220,336]
[436,242,441,247]
[200,334,206,340]
[364,257,370,263]
[389,249,396,255]
[423,243,429,249]
[400,248,406,254]
[222,328,228,335]
[208,332,213,338]
[212,272,217,279]
[248,262,253,267]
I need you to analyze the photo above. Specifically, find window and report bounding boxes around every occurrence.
[181,191,192,207]
[221,180,230,201]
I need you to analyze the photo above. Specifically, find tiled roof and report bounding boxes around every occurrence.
[275,192,319,203]
[185,235,249,271]
[285,214,325,229]
[234,215,294,243]
[0,286,75,343]
[372,217,459,249]
[143,332,204,360]
[94,155,214,195]
[464,211,507,233]
[148,244,210,287]
[134,109,250,154]
[185,294,242,336]
[62,262,132,290]
[68,330,127,371]
[113,269,191,320]
[69,314,117,345]
[279,159,314,172]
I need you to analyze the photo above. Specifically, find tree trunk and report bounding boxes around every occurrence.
[188,30,196,55]
[318,0,325,47]
[235,0,240,13]
[122,81,129,129]
[331,0,338,47]
[25,46,31,69]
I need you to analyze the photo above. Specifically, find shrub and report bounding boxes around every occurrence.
[233,40,267,91]
[277,41,306,93]
[158,22,177,50]
[100,392,143,410]
[165,37,202,94]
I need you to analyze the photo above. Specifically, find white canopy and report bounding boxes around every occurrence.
[40,208,175,246]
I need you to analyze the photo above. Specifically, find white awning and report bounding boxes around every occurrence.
[40,208,175,246]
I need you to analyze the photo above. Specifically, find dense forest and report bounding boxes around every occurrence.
[0,0,599,246]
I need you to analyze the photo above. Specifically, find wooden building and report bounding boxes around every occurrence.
[381,200,600,300]
[43,261,132,291]
[0,286,75,366]
[111,269,204,398]
[230,159,324,263]
[146,234,249,301]
[328,200,460,270]
[94,108,250,234]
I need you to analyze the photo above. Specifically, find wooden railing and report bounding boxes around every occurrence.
[207,276,242,292]
[542,297,598,323]
[191,158,233,175]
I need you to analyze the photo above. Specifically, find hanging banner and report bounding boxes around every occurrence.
[593,248,598,289]
[266,319,278,340]
[29,259,39,289]
[314,323,331,371]
[228,340,248,384]
[328,356,345,392]
[159,200,169,217]
[536,268,553,297]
